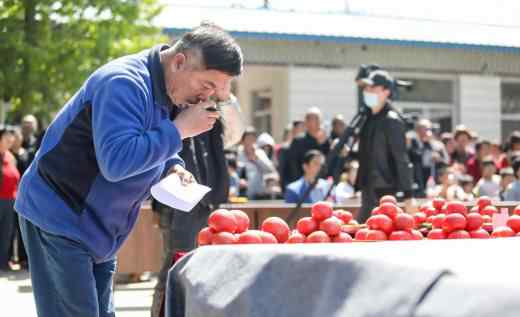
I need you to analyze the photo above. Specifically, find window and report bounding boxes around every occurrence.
[501,82,520,141]
[251,89,272,134]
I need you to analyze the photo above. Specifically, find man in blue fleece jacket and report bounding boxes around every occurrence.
[15,22,243,317]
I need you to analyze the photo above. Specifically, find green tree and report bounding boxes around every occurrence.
[0,0,167,125]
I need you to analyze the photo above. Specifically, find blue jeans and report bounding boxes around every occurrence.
[18,215,116,317]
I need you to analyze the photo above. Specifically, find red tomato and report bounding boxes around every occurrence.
[411,229,423,240]
[476,196,492,211]
[332,232,353,243]
[230,210,250,233]
[348,219,359,225]
[469,228,490,239]
[448,230,470,239]
[258,231,278,244]
[514,205,520,216]
[491,226,515,238]
[482,222,493,233]
[466,213,484,231]
[212,232,237,244]
[236,230,263,244]
[333,210,353,224]
[286,231,306,243]
[413,212,427,227]
[432,197,446,211]
[355,228,370,241]
[366,230,388,241]
[379,195,397,205]
[208,209,238,233]
[432,214,446,229]
[371,206,382,216]
[480,205,497,217]
[482,214,492,223]
[319,217,342,236]
[423,206,437,217]
[442,214,467,234]
[394,213,415,231]
[427,229,446,240]
[261,217,290,243]
[426,215,436,224]
[366,214,394,234]
[197,227,214,246]
[389,230,413,240]
[445,201,467,216]
[378,202,400,220]
[311,202,333,221]
[305,230,331,243]
[296,217,318,235]
[506,215,520,233]
[340,225,359,236]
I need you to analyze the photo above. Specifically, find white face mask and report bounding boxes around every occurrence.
[363,91,380,108]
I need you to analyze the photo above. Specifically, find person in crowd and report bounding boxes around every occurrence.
[355,70,415,222]
[11,128,30,176]
[466,139,492,183]
[473,157,501,199]
[264,173,283,200]
[333,160,359,203]
[227,156,241,198]
[441,132,456,164]
[427,166,466,201]
[497,130,520,169]
[15,22,242,317]
[458,174,475,201]
[20,114,39,152]
[285,150,330,203]
[257,132,275,161]
[277,120,304,190]
[408,118,449,197]
[329,114,346,142]
[499,167,515,201]
[451,125,474,166]
[237,127,278,199]
[503,157,520,201]
[0,129,20,271]
[282,107,330,189]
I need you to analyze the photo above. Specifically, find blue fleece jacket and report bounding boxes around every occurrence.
[15,45,184,263]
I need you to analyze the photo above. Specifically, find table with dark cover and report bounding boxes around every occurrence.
[166,239,520,317]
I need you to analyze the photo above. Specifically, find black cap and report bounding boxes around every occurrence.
[360,70,394,89]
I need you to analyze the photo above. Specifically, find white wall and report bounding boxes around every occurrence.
[459,75,501,141]
[287,66,358,129]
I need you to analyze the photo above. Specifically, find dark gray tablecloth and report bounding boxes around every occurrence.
[166,239,520,317]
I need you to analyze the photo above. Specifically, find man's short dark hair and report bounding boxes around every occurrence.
[303,150,323,165]
[475,140,491,152]
[292,120,304,128]
[509,130,520,147]
[175,21,243,76]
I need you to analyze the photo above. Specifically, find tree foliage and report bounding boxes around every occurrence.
[0,0,167,124]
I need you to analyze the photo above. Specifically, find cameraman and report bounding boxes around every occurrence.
[355,70,415,222]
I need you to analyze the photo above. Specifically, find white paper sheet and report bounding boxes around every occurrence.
[151,173,211,212]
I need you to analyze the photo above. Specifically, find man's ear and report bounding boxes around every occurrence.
[172,52,187,71]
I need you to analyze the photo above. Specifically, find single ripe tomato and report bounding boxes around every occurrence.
[296,217,318,235]
[480,205,498,217]
[411,229,424,240]
[466,213,484,231]
[355,228,370,241]
[236,230,263,244]
[258,231,278,244]
[379,195,397,205]
[365,230,388,241]
[442,213,467,234]
[333,210,353,224]
[311,202,333,221]
[427,229,446,240]
[320,217,342,236]
[432,214,446,229]
[514,205,520,216]
[476,196,492,210]
[230,210,250,233]
[491,226,515,238]
[469,228,490,239]
[366,214,393,234]
[286,231,306,243]
[197,227,214,246]
[332,232,353,243]
[445,201,467,216]
[378,202,400,220]
[413,212,427,227]
[208,209,238,233]
[261,217,290,243]
[432,197,446,211]
[394,213,415,231]
[212,232,237,244]
[305,231,331,243]
[389,230,413,240]
[371,206,381,216]
[448,230,470,239]
[506,215,520,233]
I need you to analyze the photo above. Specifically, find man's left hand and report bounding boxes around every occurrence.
[168,164,196,186]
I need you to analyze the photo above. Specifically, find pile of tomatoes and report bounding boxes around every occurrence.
[197,196,520,245]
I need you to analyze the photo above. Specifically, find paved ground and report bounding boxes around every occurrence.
[0,269,156,316]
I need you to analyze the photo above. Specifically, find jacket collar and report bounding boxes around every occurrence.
[147,44,174,109]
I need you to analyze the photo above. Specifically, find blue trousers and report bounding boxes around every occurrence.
[18,215,116,317]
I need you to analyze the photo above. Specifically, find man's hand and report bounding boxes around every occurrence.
[174,101,220,139]
[168,164,195,186]
[404,198,418,214]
